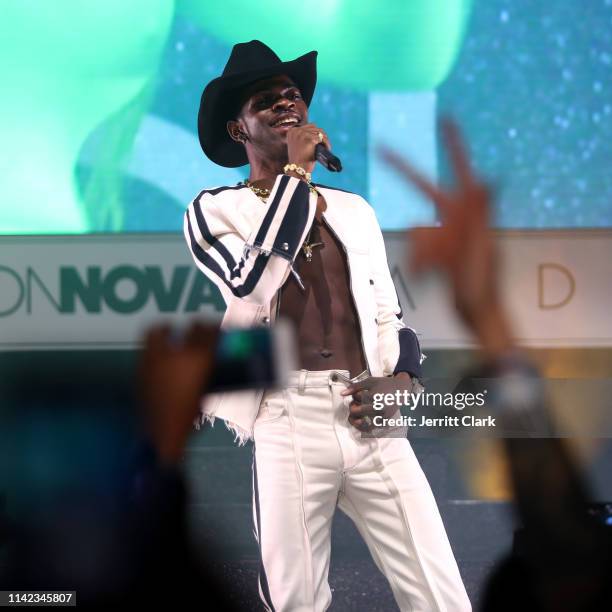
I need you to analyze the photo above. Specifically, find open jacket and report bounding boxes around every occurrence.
[184,174,424,444]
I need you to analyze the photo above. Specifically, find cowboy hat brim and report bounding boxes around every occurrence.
[198,49,317,168]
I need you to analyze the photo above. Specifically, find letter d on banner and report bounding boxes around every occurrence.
[538,263,575,309]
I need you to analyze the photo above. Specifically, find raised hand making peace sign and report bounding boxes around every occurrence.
[379,119,514,359]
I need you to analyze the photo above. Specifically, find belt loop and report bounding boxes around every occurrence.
[298,369,307,395]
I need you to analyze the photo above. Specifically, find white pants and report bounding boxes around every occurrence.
[252,370,471,612]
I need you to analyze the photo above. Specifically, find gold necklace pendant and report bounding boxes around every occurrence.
[302,237,323,262]
[302,219,323,262]
[303,244,313,262]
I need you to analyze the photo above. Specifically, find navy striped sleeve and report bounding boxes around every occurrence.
[185,211,270,298]
[251,175,311,261]
[184,175,315,302]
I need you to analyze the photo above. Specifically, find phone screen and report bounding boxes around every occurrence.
[207,327,277,393]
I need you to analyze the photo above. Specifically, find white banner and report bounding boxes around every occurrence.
[0,230,610,350]
[386,229,612,348]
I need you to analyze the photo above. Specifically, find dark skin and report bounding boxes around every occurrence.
[227,75,415,431]
[227,75,329,218]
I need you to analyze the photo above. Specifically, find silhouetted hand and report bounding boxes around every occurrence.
[379,119,513,358]
[138,322,219,465]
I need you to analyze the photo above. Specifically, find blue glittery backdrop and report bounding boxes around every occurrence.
[75,0,611,231]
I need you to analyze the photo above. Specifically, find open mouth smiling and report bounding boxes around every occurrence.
[270,113,301,130]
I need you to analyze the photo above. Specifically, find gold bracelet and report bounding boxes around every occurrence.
[283,163,312,182]
[283,164,319,196]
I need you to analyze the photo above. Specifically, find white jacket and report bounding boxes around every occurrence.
[184,174,423,444]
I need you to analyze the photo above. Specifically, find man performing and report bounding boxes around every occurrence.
[184,40,470,611]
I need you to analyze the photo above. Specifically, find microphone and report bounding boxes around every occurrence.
[315,143,343,172]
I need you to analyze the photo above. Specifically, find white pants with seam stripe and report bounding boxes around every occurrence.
[252,369,471,612]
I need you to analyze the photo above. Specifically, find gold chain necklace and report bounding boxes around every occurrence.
[243,177,320,202]
[242,179,270,203]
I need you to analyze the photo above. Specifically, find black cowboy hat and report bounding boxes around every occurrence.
[198,40,318,168]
